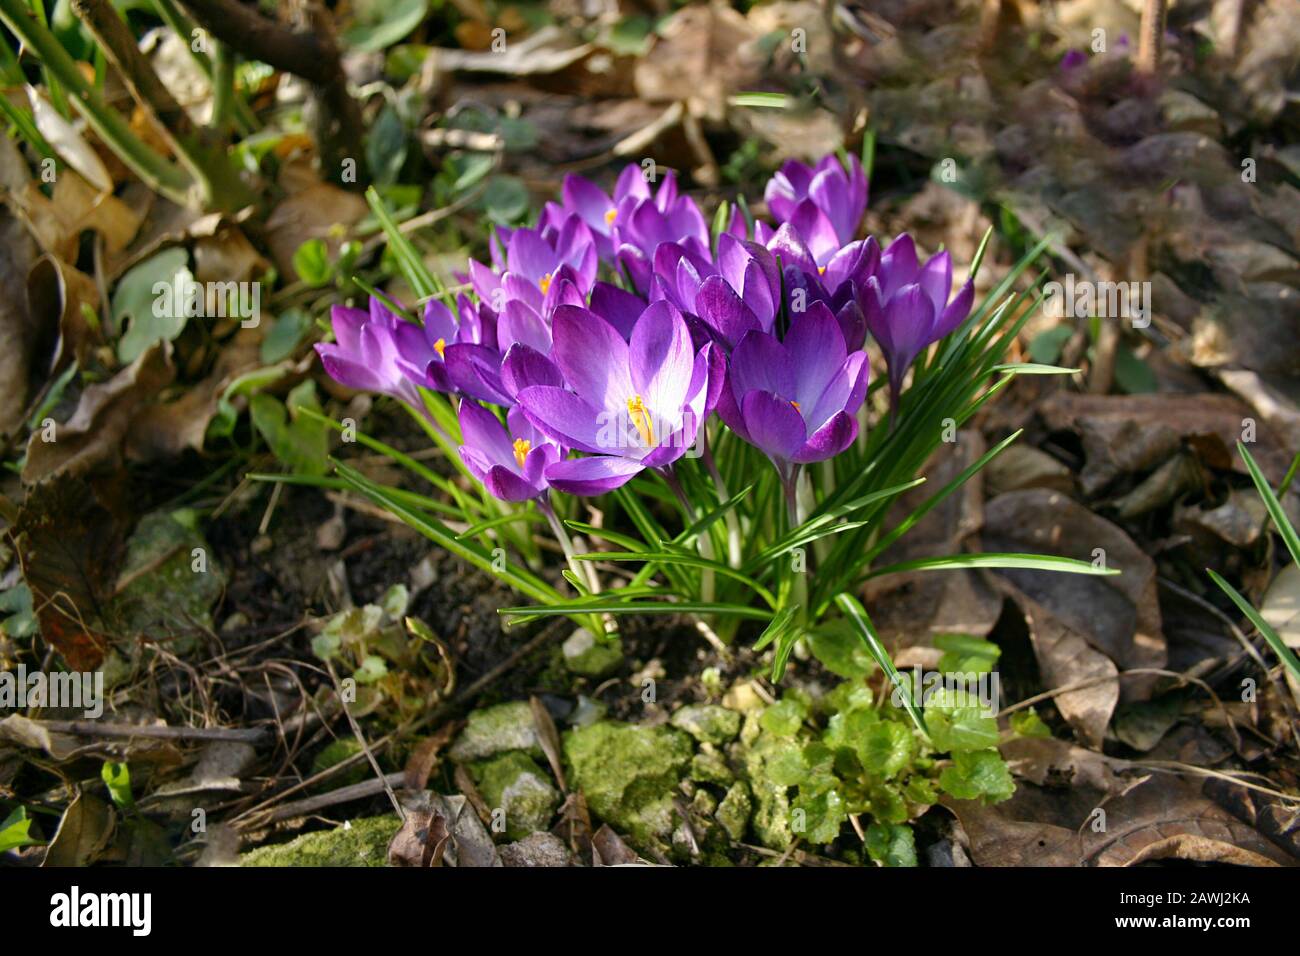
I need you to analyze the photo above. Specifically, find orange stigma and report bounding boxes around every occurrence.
[604,208,618,226]
[433,337,446,359]
[539,272,552,295]
[790,400,801,411]
[627,395,655,447]
[512,438,531,469]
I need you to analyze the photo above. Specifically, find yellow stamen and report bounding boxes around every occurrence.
[817,266,826,275]
[433,337,446,359]
[512,438,531,469]
[627,395,655,447]
[604,208,618,226]
[790,400,801,411]
[539,272,552,295]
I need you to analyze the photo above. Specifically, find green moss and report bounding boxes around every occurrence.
[310,738,367,792]
[564,721,693,854]
[240,816,395,867]
[475,751,560,840]
[449,701,542,761]
[561,629,623,678]
[689,747,734,786]
[671,704,741,744]
[716,781,753,842]
[741,715,795,849]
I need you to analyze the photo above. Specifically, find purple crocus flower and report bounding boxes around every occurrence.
[543,166,650,261]
[394,297,491,394]
[692,235,781,348]
[717,302,869,483]
[764,154,868,247]
[500,216,599,314]
[517,301,720,495]
[458,401,562,502]
[767,225,880,350]
[648,242,716,316]
[317,298,423,408]
[613,171,711,293]
[862,234,974,407]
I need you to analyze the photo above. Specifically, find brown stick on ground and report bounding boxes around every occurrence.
[36,720,268,743]
[175,0,366,187]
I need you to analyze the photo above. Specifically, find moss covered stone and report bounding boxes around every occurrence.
[740,717,796,849]
[241,816,395,867]
[716,781,753,842]
[689,747,734,786]
[475,751,560,840]
[449,701,542,761]
[671,704,741,745]
[564,720,693,853]
[561,629,623,678]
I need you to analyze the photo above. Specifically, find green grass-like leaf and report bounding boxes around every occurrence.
[835,594,927,736]
[1207,569,1300,682]
[866,553,1121,579]
[1238,442,1300,569]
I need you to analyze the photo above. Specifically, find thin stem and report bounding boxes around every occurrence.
[662,465,716,603]
[539,496,610,637]
[782,464,810,628]
[701,434,742,568]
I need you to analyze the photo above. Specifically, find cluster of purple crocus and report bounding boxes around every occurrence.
[317,155,974,505]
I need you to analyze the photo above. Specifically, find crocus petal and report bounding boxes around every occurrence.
[482,465,546,502]
[794,410,858,464]
[563,174,614,233]
[878,234,919,299]
[730,328,795,399]
[588,282,645,340]
[835,300,868,352]
[506,228,555,283]
[784,302,848,410]
[501,344,563,398]
[629,301,693,425]
[788,199,841,267]
[616,244,652,295]
[883,283,938,364]
[932,277,975,341]
[316,346,387,393]
[469,259,502,307]
[741,390,807,464]
[767,222,819,276]
[551,306,634,411]
[444,343,512,405]
[458,400,515,471]
[544,456,645,496]
[614,164,651,203]
[807,352,869,429]
[918,250,953,319]
[517,385,608,454]
[330,306,367,352]
[696,275,759,350]
[497,300,552,353]
[422,300,459,343]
